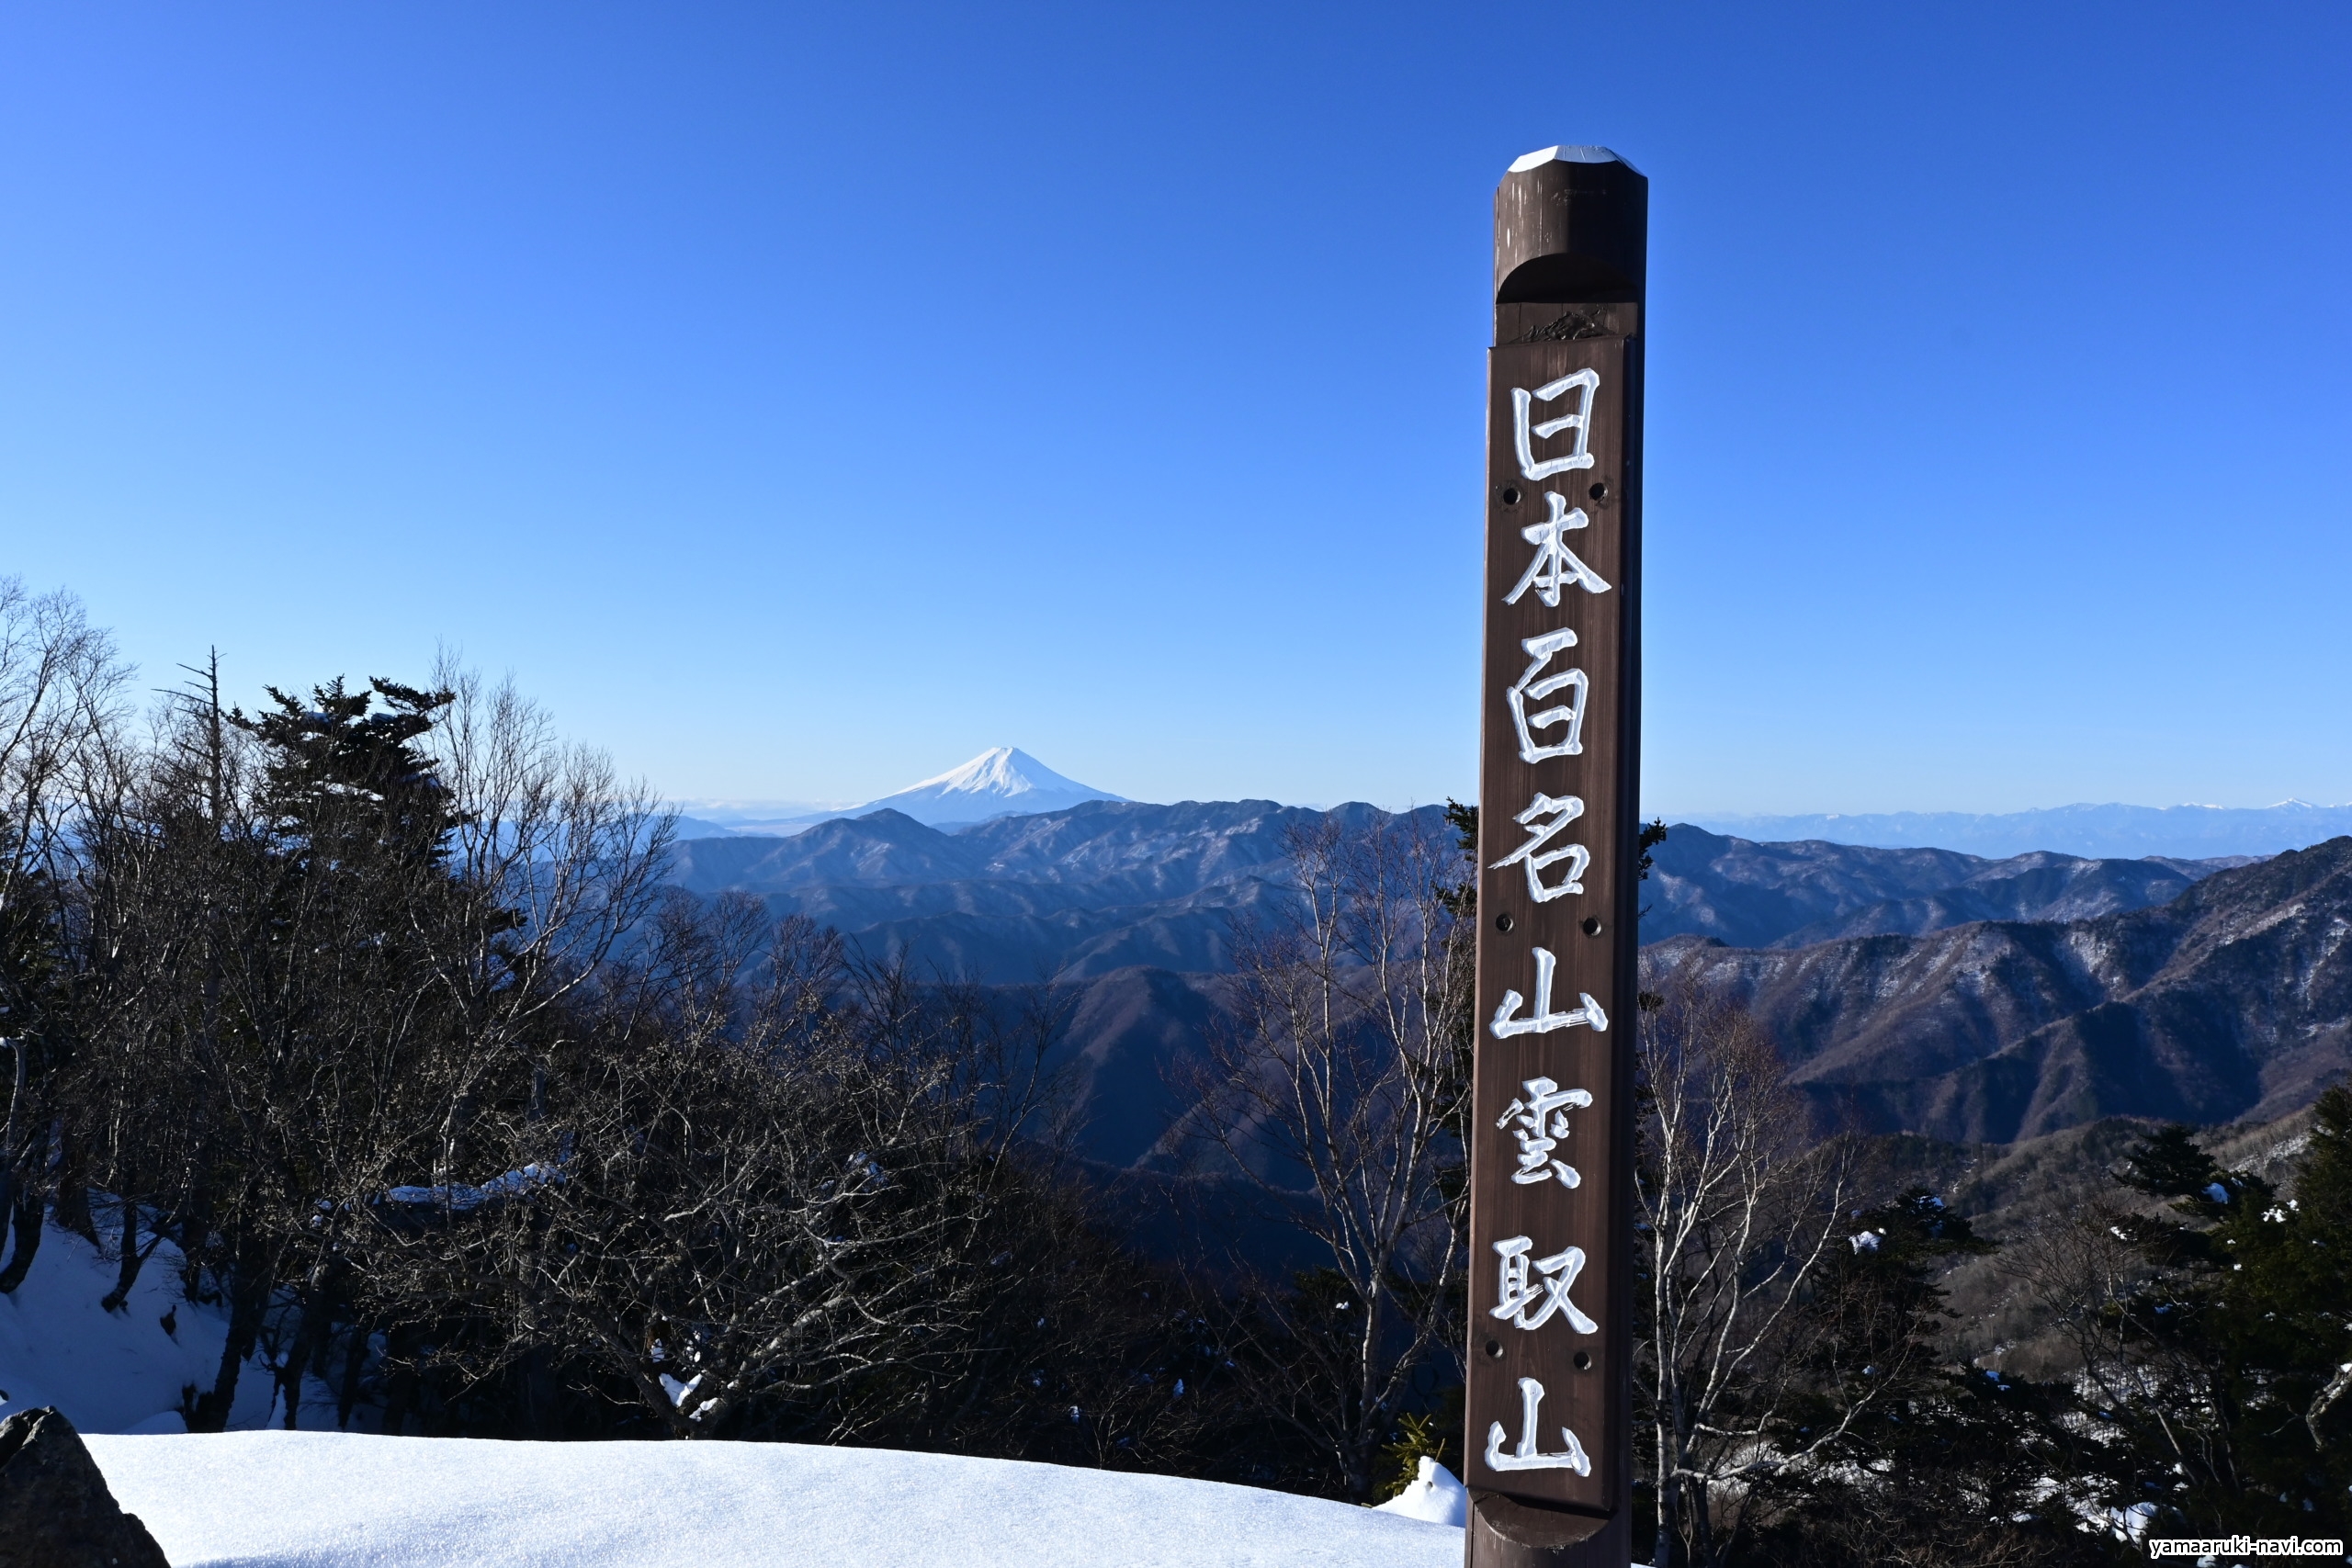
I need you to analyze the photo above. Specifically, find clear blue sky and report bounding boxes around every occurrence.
[3,3,2346,815]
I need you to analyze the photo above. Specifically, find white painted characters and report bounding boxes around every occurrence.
[1482,1377,1593,1476]
[1497,1076,1592,1188]
[1481,358,1612,1494]
[1490,793,1589,903]
[1489,1236,1598,1334]
[1506,630,1589,764]
[1504,492,1611,608]
[1489,948,1608,1038]
[1510,369,1600,482]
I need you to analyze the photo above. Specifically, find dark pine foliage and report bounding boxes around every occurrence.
[1742,1190,2110,1568]
[2086,1095,2352,1544]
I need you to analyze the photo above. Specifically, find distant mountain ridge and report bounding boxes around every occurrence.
[1683,800,2352,859]
[664,798,1416,983]
[1645,826,2248,948]
[1645,836,2352,1145]
[676,808,2236,984]
[661,803,2286,1166]
[667,798,1433,1166]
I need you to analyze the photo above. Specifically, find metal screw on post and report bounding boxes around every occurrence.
[1465,145,1645,1568]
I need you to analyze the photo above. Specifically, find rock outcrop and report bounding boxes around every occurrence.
[0,1406,172,1568]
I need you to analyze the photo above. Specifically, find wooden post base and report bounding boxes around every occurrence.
[1467,1492,1630,1568]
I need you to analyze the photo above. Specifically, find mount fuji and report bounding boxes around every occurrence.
[718,749,1130,834]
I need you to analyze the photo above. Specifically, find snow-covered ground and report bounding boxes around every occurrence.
[89,1431,1464,1568]
[11,1218,1465,1566]
[0,1220,284,1434]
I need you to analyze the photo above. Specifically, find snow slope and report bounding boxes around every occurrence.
[88,1430,1465,1568]
[19,1215,1461,1565]
[0,1220,281,1434]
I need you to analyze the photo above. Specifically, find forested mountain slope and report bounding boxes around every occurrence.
[1642,837,2352,1143]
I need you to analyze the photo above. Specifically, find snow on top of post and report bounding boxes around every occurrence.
[1507,144,1639,175]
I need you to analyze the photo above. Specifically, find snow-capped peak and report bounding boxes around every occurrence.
[902,748,1085,802]
[859,748,1127,827]
[697,750,1133,835]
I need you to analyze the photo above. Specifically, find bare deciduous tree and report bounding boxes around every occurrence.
[1193,810,1474,1499]
[276,666,673,1431]
[0,580,130,1292]
[59,659,673,1430]
[412,655,675,1179]
[366,897,1082,1442]
[1996,1205,2147,1386]
[1636,987,1855,1568]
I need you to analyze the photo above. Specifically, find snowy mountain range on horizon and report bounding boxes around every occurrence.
[1681,799,2352,860]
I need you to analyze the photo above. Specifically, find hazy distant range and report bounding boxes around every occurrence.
[1653,801,2352,861]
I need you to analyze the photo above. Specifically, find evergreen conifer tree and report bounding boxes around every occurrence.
[2091,1103,2352,1540]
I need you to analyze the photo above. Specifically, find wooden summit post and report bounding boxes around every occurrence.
[1464,145,1645,1568]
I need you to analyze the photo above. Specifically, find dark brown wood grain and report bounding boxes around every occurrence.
[1466,151,1645,1558]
